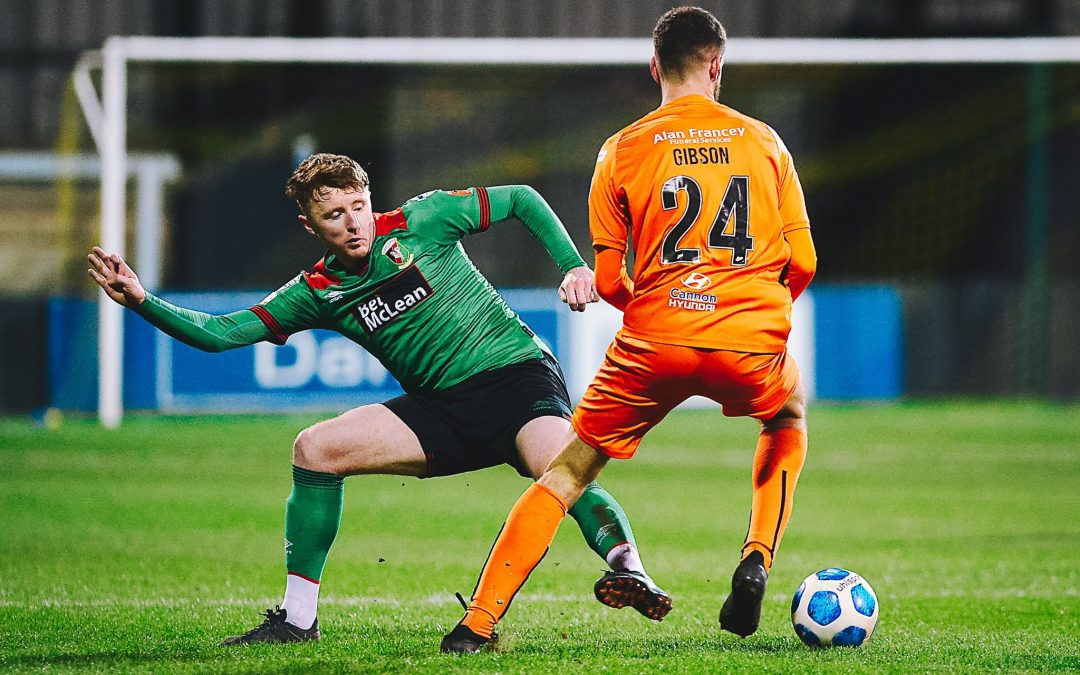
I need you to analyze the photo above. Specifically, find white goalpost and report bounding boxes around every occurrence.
[74,35,1080,427]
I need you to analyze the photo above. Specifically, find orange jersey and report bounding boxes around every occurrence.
[589,95,811,352]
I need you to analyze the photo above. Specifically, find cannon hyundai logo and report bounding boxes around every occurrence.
[680,272,712,290]
[355,266,433,334]
[671,272,717,311]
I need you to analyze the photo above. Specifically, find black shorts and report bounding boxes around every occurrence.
[383,352,573,478]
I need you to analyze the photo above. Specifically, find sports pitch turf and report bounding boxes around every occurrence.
[2,401,1078,673]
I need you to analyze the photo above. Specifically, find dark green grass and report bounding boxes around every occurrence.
[2,401,1079,673]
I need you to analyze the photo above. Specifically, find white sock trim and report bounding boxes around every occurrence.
[605,542,645,575]
[280,573,320,630]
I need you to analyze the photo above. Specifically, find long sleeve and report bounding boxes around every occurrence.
[134,293,274,352]
[594,246,634,311]
[784,228,817,301]
[485,185,586,273]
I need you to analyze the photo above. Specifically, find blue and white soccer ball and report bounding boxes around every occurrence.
[790,568,878,647]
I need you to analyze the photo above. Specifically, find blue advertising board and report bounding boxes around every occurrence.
[811,285,904,400]
[49,290,564,413]
[48,285,903,412]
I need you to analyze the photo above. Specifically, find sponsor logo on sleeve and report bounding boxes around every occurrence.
[405,190,437,204]
[354,266,434,334]
[447,189,473,197]
[259,275,302,305]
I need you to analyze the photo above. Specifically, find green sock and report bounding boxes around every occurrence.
[284,465,344,581]
[567,482,637,562]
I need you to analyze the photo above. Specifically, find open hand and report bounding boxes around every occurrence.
[87,246,146,308]
[558,266,600,312]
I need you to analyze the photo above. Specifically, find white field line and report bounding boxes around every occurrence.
[1,587,1075,609]
[0,592,584,609]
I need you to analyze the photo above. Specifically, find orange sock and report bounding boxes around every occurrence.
[462,482,568,638]
[743,426,807,570]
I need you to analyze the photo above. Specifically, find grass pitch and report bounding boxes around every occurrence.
[2,401,1079,673]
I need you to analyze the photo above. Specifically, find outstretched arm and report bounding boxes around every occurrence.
[87,246,272,352]
[135,296,273,353]
[87,246,146,308]
[487,185,599,312]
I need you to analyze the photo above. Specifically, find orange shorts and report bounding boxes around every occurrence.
[572,333,800,459]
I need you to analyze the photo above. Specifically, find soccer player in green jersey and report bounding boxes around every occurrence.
[87,153,670,646]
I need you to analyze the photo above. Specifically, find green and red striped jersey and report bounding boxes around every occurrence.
[252,187,578,393]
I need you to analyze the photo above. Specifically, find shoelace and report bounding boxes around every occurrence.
[239,607,285,638]
[451,592,497,642]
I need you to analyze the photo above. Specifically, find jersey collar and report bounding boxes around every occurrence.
[304,209,411,291]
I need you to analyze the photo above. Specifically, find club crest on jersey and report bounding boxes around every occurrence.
[381,237,413,269]
[680,272,712,290]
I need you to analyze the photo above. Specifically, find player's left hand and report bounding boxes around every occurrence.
[87,246,147,308]
[559,266,600,312]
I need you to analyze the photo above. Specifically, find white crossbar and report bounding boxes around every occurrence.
[108,36,1080,65]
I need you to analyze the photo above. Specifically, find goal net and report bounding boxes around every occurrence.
[71,37,1080,425]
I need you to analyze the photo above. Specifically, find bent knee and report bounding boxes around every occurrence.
[293,426,337,473]
[763,384,807,432]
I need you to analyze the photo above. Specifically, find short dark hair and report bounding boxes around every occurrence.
[653,6,727,83]
[285,153,370,214]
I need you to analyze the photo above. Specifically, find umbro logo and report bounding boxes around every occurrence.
[324,290,346,304]
[680,272,712,290]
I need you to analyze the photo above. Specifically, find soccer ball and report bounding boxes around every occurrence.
[790,568,878,647]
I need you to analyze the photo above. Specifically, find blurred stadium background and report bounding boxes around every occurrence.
[1,0,1080,417]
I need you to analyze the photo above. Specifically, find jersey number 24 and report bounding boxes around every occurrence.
[660,175,753,266]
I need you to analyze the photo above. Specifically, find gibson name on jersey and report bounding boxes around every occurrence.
[672,146,731,166]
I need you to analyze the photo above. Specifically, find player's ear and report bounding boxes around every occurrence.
[709,55,722,82]
[299,214,316,236]
[649,56,661,84]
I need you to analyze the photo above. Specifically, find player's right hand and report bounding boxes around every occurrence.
[87,246,147,308]
[559,265,600,312]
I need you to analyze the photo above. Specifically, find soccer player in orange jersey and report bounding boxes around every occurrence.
[442,6,817,652]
